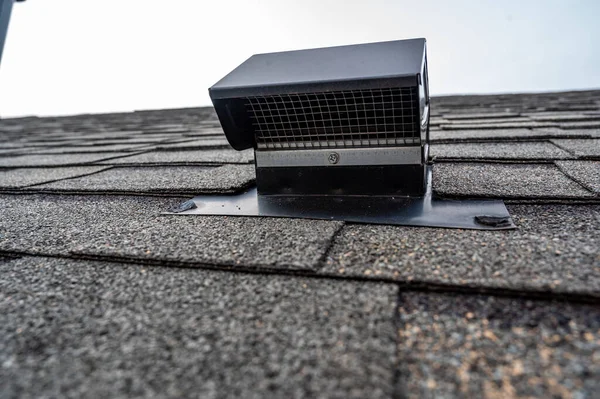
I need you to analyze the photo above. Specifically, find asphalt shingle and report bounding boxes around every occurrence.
[0,166,110,188]
[29,144,153,154]
[152,138,230,150]
[430,128,591,143]
[432,163,594,199]
[560,121,600,129]
[0,153,134,168]
[430,142,573,161]
[529,113,600,122]
[31,165,256,195]
[442,112,521,120]
[440,122,558,130]
[322,205,600,296]
[556,161,600,194]
[99,149,254,165]
[551,138,600,158]
[442,117,532,124]
[396,292,600,398]
[76,215,342,271]
[0,195,342,271]
[0,195,182,256]
[0,256,398,399]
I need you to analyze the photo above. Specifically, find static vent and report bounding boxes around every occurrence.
[246,87,419,150]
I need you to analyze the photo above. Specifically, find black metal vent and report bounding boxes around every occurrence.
[246,87,419,150]
[209,38,430,196]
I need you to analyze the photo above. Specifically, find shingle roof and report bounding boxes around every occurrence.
[1,90,599,398]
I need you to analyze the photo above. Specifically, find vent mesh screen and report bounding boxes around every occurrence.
[246,87,419,150]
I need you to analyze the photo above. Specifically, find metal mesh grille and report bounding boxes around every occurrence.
[246,87,419,150]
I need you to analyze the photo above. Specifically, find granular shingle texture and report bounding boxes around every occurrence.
[551,138,600,158]
[29,143,153,154]
[1,89,600,397]
[443,112,521,120]
[75,215,343,271]
[429,127,591,143]
[0,166,109,188]
[322,205,600,296]
[100,149,254,165]
[396,292,600,399]
[0,153,133,167]
[432,162,594,198]
[0,195,183,256]
[430,142,572,160]
[0,194,341,271]
[560,121,600,129]
[440,121,558,130]
[0,257,398,399]
[152,137,230,150]
[556,160,600,194]
[33,164,256,195]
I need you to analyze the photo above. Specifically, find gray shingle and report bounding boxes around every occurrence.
[442,117,532,124]
[440,122,558,130]
[396,292,599,398]
[31,165,256,195]
[556,161,600,194]
[322,205,600,296]
[0,195,341,271]
[432,163,594,199]
[430,142,573,161]
[0,166,109,188]
[0,153,133,167]
[428,118,450,126]
[152,138,230,150]
[430,128,590,143]
[0,195,180,256]
[99,149,254,165]
[0,256,397,399]
[560,121,600,129]
[0,148,31,155]
[82,137,175,145]
[551,138,600,158]
[29,144,152,154]
[529,113,600,122]
[442,112,521,120]
[75,216,342,271]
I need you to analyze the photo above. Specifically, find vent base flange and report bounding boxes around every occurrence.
[166,167,516,231]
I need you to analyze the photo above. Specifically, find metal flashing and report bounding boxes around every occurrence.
[167,166,516,231]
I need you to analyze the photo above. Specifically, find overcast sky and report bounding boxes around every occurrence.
[0,0,598,117]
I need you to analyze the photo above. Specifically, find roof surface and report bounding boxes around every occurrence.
[1,90,599,398]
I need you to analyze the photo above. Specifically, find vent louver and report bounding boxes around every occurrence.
[247,87,420,150]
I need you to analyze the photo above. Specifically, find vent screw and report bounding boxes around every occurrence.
[328,152,340,164]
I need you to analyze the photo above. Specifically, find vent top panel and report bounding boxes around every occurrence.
[211,38,425,93]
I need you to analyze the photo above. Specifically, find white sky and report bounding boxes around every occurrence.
[1,0,599,117]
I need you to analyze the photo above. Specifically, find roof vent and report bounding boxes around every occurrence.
[170,39,515,230]
[210,38,430,196]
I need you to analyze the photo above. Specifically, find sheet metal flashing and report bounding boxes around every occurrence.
[167,167,516,231]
